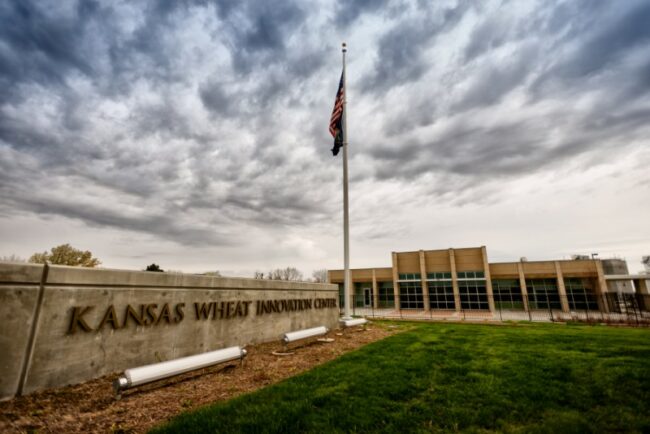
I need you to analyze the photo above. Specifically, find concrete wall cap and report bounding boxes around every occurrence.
[41,264,337,291]
[0,262,45,284]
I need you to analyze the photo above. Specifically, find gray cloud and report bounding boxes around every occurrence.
[0,0,648,260]
[454,43,540,112]
[200,83,238,117]
[0,1,97,93]
[369,98,650,190]
[213,0,306,75]
[360,1,472,94]
[464,14,510,61]
[335,0,392,28]
[532,1,650,92]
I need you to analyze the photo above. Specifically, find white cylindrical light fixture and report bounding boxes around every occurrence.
[341,318,368,327]
[283,326,329,343]
[114,346,246,392]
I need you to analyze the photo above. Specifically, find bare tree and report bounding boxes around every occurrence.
[253,271,265,279]
[0,254,26,263]
[312,269,328,283]
[266,267,303,281]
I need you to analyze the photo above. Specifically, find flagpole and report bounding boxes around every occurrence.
[341,42,352,320]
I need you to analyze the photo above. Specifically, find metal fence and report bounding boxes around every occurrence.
[340,292,650,325]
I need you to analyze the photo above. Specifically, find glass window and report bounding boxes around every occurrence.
[399,282,424,309]
[378,281,395,308]
[457,270,484,280]
[398,273,422,281]
[426,272,452,281]
[428,281,455,309]
[527,279,561,310]
[458,279,489,310]
[492,279,524,310]
[564,278,598,311]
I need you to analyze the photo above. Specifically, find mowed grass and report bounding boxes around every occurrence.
[152,322,650,433]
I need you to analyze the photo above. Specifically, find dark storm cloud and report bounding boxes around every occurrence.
[0,0,100,103]
[199,83,238,117]
[8,194,232,247]
[199,49,325,118]
[369,95,650,188]
[213,0,306,75]
[0,0,333,247]
[132,100,195,139]
[364,0,650,199]
[334,0,391,28]
[0,114,60,153]
[463,14,510,61]
[454,44,538,111]
[362,22,430,92]
[0,0,305,104]
[533,1,650,92]
[0,148,231,246]
[360,0,472,94]
[1,0,649,249]
[370,121,542,182]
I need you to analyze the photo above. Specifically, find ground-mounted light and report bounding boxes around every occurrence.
[282,326,329,344]
[113,346,246,398]
[340,318,368,327]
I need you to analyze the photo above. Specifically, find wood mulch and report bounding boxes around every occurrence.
[0,323,402,433]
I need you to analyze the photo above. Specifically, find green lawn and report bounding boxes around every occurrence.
[152,322,650,433]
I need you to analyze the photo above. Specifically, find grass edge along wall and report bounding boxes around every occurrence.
[328,246,650,314]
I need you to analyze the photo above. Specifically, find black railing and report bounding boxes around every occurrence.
[339,292,650,326]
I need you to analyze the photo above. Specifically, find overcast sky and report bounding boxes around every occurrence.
[1,0,649,276]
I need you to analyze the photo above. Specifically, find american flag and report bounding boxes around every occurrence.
[329,72,344,156]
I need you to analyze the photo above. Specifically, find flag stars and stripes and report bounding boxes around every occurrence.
[329,73,345,156]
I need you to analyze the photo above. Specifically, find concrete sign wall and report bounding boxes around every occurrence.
[0,263,339,400]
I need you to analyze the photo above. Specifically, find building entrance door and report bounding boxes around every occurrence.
[364,288,372,307]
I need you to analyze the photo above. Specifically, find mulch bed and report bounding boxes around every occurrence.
[0,324,401,433]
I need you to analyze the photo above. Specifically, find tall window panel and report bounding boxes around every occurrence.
[458,277,489,310]
[428,281,455,309]
[565,278,598,311]
[378,282,395,308]
[399,281,424,309]
[493,279,524,310]
[527,279,562,310]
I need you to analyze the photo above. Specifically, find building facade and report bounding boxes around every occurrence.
[328,246,649,315]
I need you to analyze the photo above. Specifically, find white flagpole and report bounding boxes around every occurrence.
[341,42,352,320]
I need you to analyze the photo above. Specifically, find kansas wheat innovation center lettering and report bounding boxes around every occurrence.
[67,298,338,334]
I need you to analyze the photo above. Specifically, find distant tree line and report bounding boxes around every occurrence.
[0,254,26,263]
[253,267,328,283]
[2,244,329,283]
